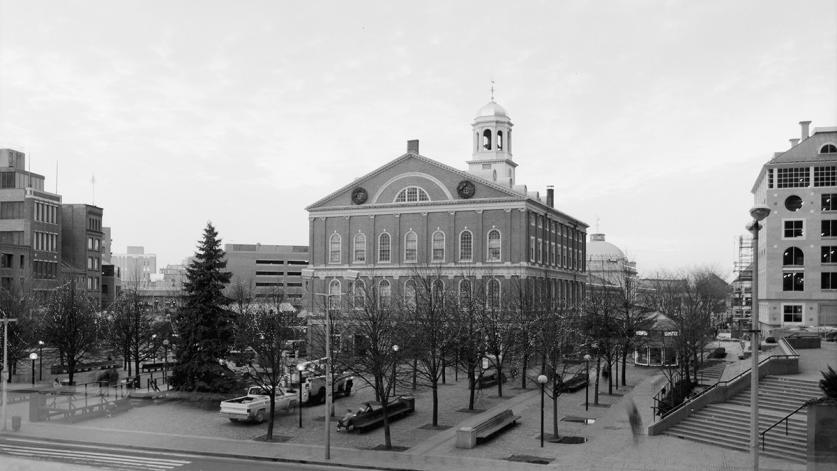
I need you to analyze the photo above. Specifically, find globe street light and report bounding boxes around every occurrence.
[583,354,592,411]
[537,374,548,447]
[29,352,38,386]
[38,340,44,381]
[747,204,770,471]
[296,362,305,428]
[392,345,399,398]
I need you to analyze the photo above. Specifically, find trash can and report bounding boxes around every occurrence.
[11,416,21,432]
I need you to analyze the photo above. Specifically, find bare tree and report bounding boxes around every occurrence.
[41,283,100,385]
[0,288,32,382]
[450,272,486,411]
[581,283,620,401]
[479,276,519,398]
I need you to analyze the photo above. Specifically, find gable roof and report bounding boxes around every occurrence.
[306,151,530,211]
[767,127,837,165]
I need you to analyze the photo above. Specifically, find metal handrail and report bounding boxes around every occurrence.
[760,401,809,451]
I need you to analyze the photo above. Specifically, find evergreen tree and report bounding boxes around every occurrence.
[172,222,236,392]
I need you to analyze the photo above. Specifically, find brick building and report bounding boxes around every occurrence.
[224,244,309,310]
[303,100,588,345]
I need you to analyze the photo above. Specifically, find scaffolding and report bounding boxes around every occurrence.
[731,236,753,332]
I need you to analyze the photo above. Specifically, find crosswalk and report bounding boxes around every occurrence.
[0,441,190,470]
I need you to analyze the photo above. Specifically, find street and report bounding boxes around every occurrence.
[0,436,363,471]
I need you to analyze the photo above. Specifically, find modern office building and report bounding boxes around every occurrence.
[750,121,837,332]
[224,244,309,309]
[60,203,104,306]
[112,246,157,287]
[303,99,588,347]
[0,148,63,294]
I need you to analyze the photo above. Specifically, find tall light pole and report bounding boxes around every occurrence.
[537,374,548,447]
[296,362,305,428]
[747,204,770,471]
[29,352,38,385]
[1,310,17,431]
[38,340,44,381]
[162,339,169,390]
[392,345,399,397]
[583,354,591,412]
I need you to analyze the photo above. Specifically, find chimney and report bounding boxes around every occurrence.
[800,121,811,140]
[546,185,554,208]
[789,138,800,147]
[407,139,419,154]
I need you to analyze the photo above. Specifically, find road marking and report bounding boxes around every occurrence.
[0,443,190,470]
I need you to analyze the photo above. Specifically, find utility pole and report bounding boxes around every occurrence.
[1,311,18,431]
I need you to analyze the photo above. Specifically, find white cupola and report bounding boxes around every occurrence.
[467,99,517,187]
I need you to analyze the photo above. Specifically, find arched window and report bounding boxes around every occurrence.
[378,233,391,262]
[487,278,501,310]
[783,247,804,266]
[353,279,366,308]
[328,279,341,310]
[404,279,417,309]
[459,279,472,306]
[497,130,503,151]
[329,233,341,264]
[459,230,473,261]
[404,231,418,262]
[432,279,445,307]
[483,129,492,150]
[432,230,445,262]
[394,186,430,203]
[379,280,391,308]
[820,144,837,154]
[487,229,501,261]
[353,233,366,263]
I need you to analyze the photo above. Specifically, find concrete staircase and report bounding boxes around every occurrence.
[663,376,819,464]
[697,362,726,384]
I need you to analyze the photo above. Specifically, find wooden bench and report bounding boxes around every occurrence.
[455,409,521,449]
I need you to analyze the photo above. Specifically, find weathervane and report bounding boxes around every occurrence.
[490,80,495,101]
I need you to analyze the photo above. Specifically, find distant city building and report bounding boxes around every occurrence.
[112,246,157,286]
[0,148,63,294]
[158,263,187,290]
[750,121,837,332]
[101,226,113,264]
[60,203,104,306]
[224,244,309,309]
[101,263,121,307]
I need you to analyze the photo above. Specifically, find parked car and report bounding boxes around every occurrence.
[219,386,298,423]
[336,396,415,433]
[294,358,354,405]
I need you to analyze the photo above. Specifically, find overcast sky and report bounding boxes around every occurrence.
[1,0,835,278]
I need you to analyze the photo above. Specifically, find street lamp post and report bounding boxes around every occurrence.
[29,352,38,385]
[392,345,399,398]
[38,341,44,381]
[537,374,548,447]
[583,354,591,411]
[162,339,169,390]
[747,205,770,471]
[296,363,305,428]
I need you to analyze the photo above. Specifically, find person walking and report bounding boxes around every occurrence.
[627,398,643,444]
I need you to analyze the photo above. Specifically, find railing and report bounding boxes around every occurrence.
[760,401,808,451]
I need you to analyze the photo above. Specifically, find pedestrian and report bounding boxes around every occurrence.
[53,378,61,390]
[627,398,643,444]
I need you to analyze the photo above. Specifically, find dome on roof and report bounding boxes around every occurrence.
[587,233,626,261]
[476,101,508,118]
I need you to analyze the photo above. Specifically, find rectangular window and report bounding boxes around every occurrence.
[0,231,23,245]
[824,194,837,211]
[537,238,542,263]
[823,273,837,290]
[0,201,23,219]
[824,220,837,238]
[354,237,366,263]
[255,260,283,265]
[783,220,804,238]
[814,166,837,187]
[379,235,391,263]
[783,304,803,323]
[530,236,536,262]
[768,169,774,189]
[776,167,810,188]
[256,282,283,287]
[782,272,804,291]
[823,246,837,264]
[255,271,282,276]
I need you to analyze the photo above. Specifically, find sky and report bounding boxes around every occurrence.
[0,0,835,279]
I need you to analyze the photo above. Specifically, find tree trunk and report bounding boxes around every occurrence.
[552,381,559,438]
[411,358,417,390]
[432,381,439,426]
[496,363,503,397]
[521,354,528,389]
[67,357,75,385]
[441,355,446,385]
[267,393,276,440]
[621,347,628,387]
[468,365,476,410]
[383,403,392,449]
[607,356,613,395]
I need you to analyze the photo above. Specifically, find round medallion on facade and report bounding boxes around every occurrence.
[457,180,476,199]
[351,187,368,205]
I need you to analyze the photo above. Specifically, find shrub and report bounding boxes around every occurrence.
[96,368,120,385]
[658,379,695,416]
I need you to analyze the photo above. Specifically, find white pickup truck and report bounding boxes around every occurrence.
[219,386,299,423]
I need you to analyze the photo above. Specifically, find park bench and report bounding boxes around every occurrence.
[455,409,521,449]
